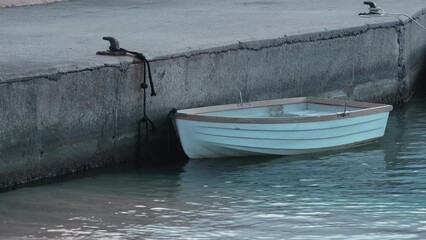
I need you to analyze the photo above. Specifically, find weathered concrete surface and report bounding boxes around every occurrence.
[403,14,426,90]
[0,0,426,189]
[0,0,65,8]
[1,0,425,81]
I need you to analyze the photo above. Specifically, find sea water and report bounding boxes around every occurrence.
[1,97,426,239]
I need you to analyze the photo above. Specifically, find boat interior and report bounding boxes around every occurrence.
[200,102,362,118]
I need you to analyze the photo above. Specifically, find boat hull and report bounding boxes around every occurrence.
[174,112,390,159]
[173,97,392,159]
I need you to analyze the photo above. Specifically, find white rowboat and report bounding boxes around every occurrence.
[173,97,393,159]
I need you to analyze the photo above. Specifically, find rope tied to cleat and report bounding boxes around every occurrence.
[97,36,157,150]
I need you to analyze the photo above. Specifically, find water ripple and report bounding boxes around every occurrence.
[3,97,426,239]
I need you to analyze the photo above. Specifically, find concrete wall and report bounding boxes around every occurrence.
[1,11,426,190]
[0,65,142,187]
[404,9,426,91]
[151,27,399,110]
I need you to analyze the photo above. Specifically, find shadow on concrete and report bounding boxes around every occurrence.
[412,53,426,95]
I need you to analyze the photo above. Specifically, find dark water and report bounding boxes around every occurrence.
[2,98,426,240]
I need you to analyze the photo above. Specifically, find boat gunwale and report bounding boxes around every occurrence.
[174,97,393,123]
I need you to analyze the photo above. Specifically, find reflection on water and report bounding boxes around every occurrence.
[2,97,426,239]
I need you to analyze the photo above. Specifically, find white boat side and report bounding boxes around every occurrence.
[173,97,393,159]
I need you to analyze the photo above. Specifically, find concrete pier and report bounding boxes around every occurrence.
[1,0,426,189]
[0,0,65,8]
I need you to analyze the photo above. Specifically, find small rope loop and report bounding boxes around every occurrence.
[140,82,148,89]
[139,115,156,143]
[168,108,177,119]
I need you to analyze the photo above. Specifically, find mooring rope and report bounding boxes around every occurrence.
[359,4,426,31]
[120,48,157,97]
[112,48,157,147]
[98,37,159,161]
